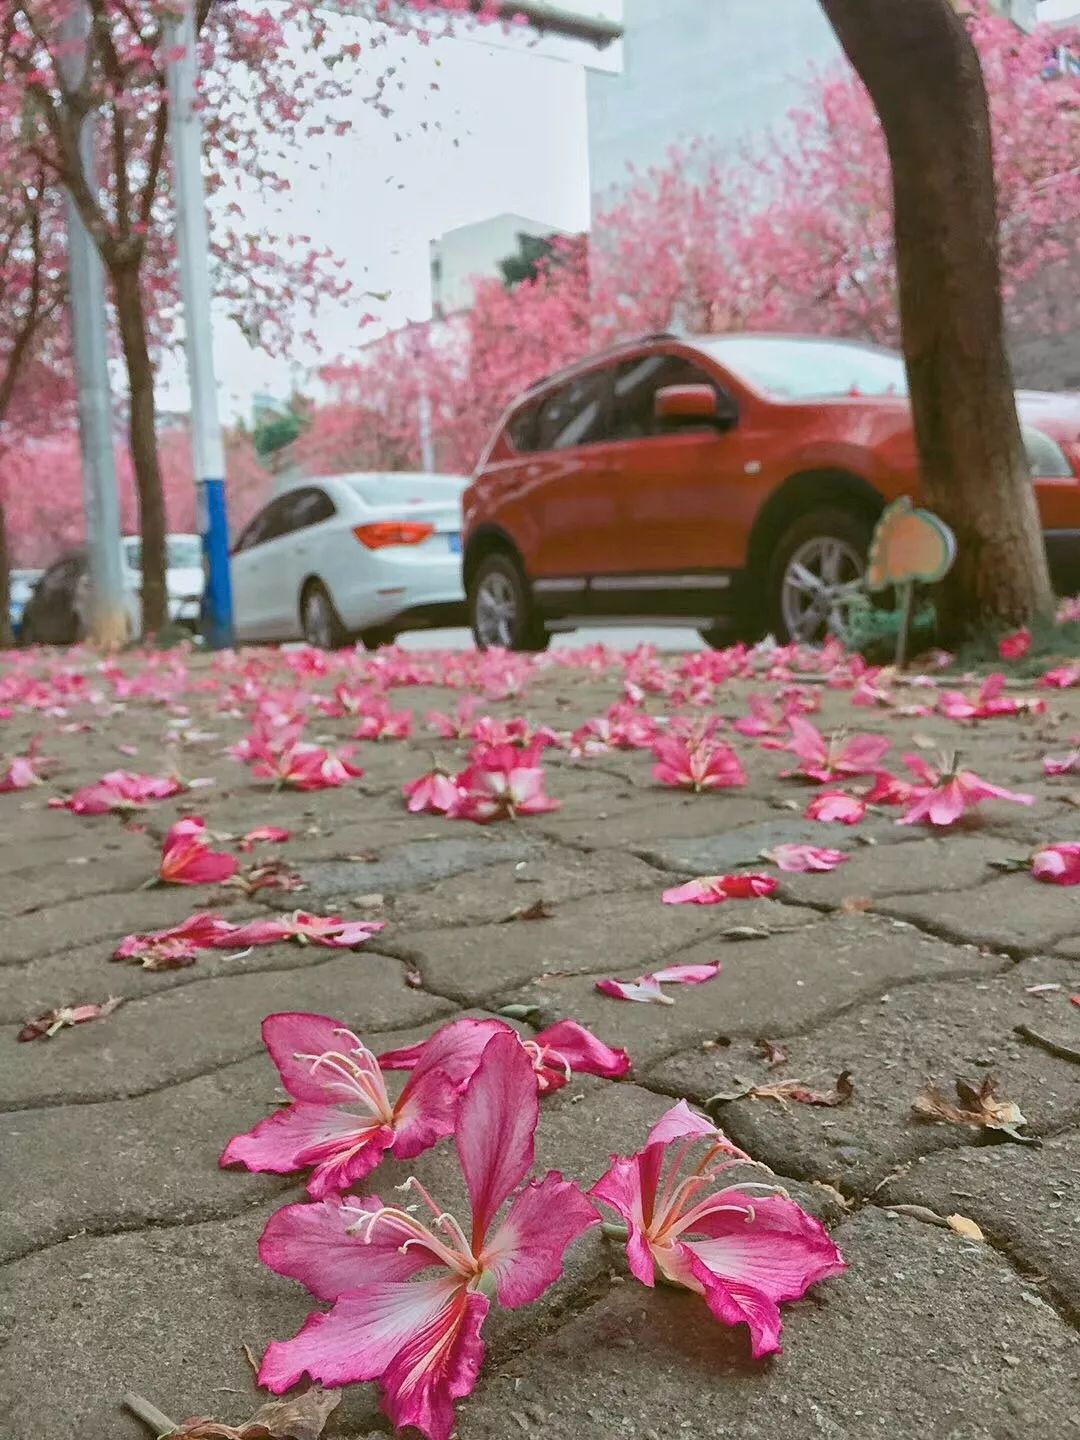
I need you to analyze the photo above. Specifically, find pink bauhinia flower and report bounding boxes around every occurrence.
[221,1012,474,1198]
[1039,662,1080,689]
[1043,749,1080,776]
[781,715,890,783]
[662,873,778,905]
[897,755,1035,827]
[571,702,660,755]
[998,627,1032,661]
[426,697,478,739]
[596,963,721,1005]
[589,1102,844,1357]
[450,743,559,822]
[862,770,915,806]
[256,1032,598,1439]
[228,911,385,950]
[237,825,291,852]
[352,696,414,741]
[651,734,746,793]
[804,791,866,825]
[55,769,184,815]
[0,738,56,792]
[939,673,1044,721]
[113,911,239,969]
[248,738,364,791]
[159,817,240,886]
[469,715,564,750]
[379,1016,630,1095]
[403,768,463,815]
[1031,843,1080,885]
[765,844,850,873]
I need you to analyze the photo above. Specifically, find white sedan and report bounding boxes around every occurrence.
[231,472,468,648]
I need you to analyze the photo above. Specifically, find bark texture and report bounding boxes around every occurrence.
[819,0,1054,638]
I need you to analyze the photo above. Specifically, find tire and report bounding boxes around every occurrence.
[767,507,873,645]
[469,551,549,652]
[300,580,350,650]
[359,625,397,650]
[698,620,740,650]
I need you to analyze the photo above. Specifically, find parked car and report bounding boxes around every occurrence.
[20,534,205,646]
[8,568,43,640]
[231,472,468,647]
[463,333,1080,648]
[121,533,205,631]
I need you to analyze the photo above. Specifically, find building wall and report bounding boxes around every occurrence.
[430,213,568,316]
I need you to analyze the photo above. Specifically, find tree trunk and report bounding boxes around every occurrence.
[818,0,1053,640]
[111,261,168,634]
[0,501,12,651]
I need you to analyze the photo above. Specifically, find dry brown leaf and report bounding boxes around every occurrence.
[403,968,424,989]
[837,895,874,914]
[754,1038,789,1069]
[504,898,555,922]
[749,1070,854,1107]
[912,1073,1032,1142]
[174,1386,341,1439]
[947,1213,985,1242]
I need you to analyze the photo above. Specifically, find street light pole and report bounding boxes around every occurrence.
[165,0,235,649]
[58,0,127,649]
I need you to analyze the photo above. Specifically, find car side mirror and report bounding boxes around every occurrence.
[654,384,737,431]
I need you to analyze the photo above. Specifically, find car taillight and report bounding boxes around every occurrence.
[353,521,435,549]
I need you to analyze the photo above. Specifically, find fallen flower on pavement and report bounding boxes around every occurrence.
[221,1011,478,1196]
[238,826,292,852]
[862,770,915,806]
[590,1101,845,1357]
[402,768,462,815]
[782,716,890,783]
[596,962,721,1004]
[1031,842,1080,885]
[449,743,559,822]
[652,734,746,792]
[765,844,850,873]
[911,1074,1032,1142]
[939,673,1044,721]
[662,873,778,905]
[113,912,239,969]
[998,627,1032,661]
[256,1033,598,1440]
[1040,661,1080,689]
[53,769,184,814]
[228,911,385,948]
[426,697,478,739]
[159,817,240,886]
[230,860,305,895]
[743,1071,854,1108]
[0,738,56,792]
[804,791,866,825]
[1043,748,1080,777]
[897,755,1035,827]
[250,739,364,791]
[18,996,123,1041]
[351,695,414,741]
[379,1015,630,1094]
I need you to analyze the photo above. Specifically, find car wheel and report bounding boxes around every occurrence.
[469,551,549,652]
[768,508,873,645]
[359,626,397,650]
[300,580,349,650]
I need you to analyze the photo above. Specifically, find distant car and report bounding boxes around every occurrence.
[121,533,205,631]
[463,332,1080,648]
[230,473,468,648]
[9,569,43,640]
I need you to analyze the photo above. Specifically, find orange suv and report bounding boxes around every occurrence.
[463,333,1080,648]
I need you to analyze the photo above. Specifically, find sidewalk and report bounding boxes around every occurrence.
[0,646,1076,1439]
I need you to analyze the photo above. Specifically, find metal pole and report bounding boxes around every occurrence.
[58,2,127,649]
[418,386,436,472]
[165,0,234,649]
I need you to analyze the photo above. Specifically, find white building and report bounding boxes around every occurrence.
[429,212,570,316]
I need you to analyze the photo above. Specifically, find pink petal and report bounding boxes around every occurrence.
[805,792,866,824]
[766,844,850,873]
[259,1195,437,1301]
[1032,843,1080,885]
[455,1030,539,1245]
[684,1191,847,1301]
[677,1246,786,1358]
[533,1020,630,1080]
[380,1017,509,1082]
[260,1012,365,1103]
[391,1065,461,1161]
[258,1275,467,1394]
[220,1102,392,1197]
[662,877,730,905]
[589,1147,663,1287]
[649,962,722,985]
[482,1170,599,1307]
[219,918,294,947]
[647,1099,726,1147]
[379,1288,489,1440]
[595,976,672,1004]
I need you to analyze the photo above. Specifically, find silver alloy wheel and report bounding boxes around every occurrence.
[780,535,865,644]
[303,588,333,649]
[475,570,518,647]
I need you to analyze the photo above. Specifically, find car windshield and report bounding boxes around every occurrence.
[699,336,909,400]
[124,537,202,570]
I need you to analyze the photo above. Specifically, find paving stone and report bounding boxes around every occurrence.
[536,794,779,850]
[0,886,233,967]
[389,848,662,928]
[299,832,534,901]
[391,890,744,1004]
[0,834,160,919]
[500,913,993,1068]
[0,951,454,1108]
[647,960,1080,1194]
[880,1128,1080,1319]
[454,1208,1079,1440]
[880,872,1080,953]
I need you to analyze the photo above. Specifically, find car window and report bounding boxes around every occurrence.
[534,369,611,452]
[233,507,272,554]
[609,355,726,441]
[287,487,336,531]
[507,401,541,453]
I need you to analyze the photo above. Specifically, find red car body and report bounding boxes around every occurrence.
[462,333,1080,647]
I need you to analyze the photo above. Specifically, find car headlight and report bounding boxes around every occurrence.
[1022,426,1074,479]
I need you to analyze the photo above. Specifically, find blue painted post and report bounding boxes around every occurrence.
[165,0,235,649]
